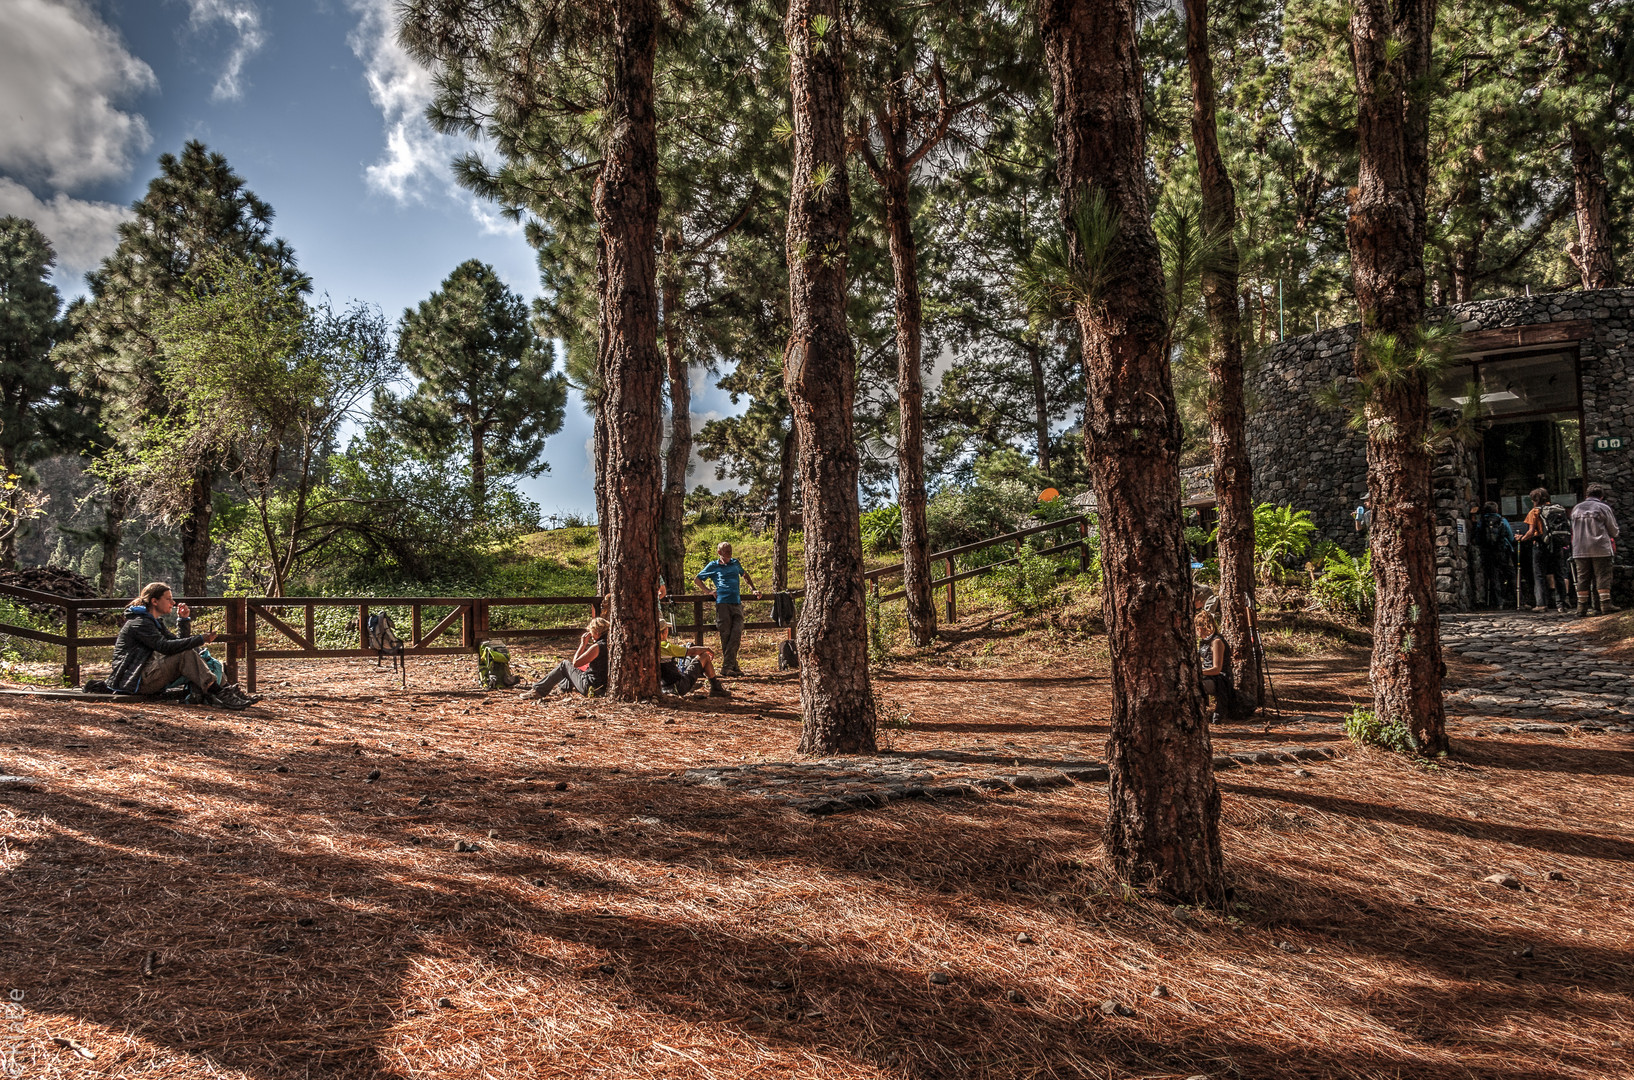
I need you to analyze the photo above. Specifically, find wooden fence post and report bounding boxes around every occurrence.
[246,606,258,694]
[359,604,369,651]
[63,605,79,687]
[305,603,315,651]
[1079,517,1090,573]
[412,604,422,648]
[945,556,957,624]
[693,598,705,646]
[225,598,242,687]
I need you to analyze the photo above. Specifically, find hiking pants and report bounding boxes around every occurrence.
[1482,551,1513,608]
[136,649,216,695]
[531,661,598,697]
[1531,544,1570,607]
[715,602,744,673]
[1574,555,1615,608]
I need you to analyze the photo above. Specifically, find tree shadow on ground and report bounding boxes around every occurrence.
[2,701,1627,1079]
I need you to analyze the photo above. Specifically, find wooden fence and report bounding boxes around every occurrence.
[0,514,1091,692]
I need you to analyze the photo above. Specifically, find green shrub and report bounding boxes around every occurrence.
[865,590,903,664]
[1315,549,1375,621]
[1252,503,1317,583]
[0,600,59,664]
[993,546,1063,612]
[860,504,903,552]
[1344,707,1416,754]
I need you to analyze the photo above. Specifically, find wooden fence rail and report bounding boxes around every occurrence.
[0,514,1092,691]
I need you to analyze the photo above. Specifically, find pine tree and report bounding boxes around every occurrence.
[1347,0,1447,754]
[381,260,566,520]
[54,141,304,595]
[1184,0,1261,715]
[785,0,875,755]
[851,1,1039,647]
[0,217,73,570]
[1037,0,1224,903]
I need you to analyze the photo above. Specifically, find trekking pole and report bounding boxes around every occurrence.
[1244,593,1282,719]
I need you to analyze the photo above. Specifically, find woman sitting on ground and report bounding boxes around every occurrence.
[1197,610,1235,721]
[522,617,610,700]
[108,582,252,709]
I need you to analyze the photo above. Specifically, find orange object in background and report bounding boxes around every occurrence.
[1039,488,1060,502]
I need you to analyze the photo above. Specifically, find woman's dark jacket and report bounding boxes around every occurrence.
[108,606,204,694]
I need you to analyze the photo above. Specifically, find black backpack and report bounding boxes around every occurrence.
[1539,503,1572,553]
[1475,513,1511,553]
[778,639,799,671]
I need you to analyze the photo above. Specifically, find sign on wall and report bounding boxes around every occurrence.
[1593,436,1625,452]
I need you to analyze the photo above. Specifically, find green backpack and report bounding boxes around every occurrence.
[478,641,521,690]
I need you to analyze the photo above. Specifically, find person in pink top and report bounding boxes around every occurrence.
[1569,484,1621,616]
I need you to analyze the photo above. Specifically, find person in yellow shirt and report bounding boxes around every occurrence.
[659,621,730,697]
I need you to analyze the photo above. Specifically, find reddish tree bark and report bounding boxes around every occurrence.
[773,427,796,594]
[1185,0,1259,716]
[1346,0,1447,754]
[1028,341,1051,475]
[595,0,662,700]
[785,0,875,755]
[873,137,936,647]
[179,468,214,596]
[1038,0,1223,902]
[659,233,691,598]
[1569,122,1617,291]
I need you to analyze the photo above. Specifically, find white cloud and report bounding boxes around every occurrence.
[343,0,520,235]
[0,178,130,286]
[0,0,156,190]
[184,0,266,102]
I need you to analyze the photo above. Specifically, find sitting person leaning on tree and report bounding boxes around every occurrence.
[108,582,255,709]
[520,616,610,700]
[658,620,730,698]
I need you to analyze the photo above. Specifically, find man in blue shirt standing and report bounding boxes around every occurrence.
[695,541,760,676]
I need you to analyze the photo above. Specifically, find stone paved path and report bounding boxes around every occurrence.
[684,742,1342,815]
[1441,611,1634,733]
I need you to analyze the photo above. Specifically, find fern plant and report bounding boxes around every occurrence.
[1315,549,1375,621]
[1252,503,1316,584]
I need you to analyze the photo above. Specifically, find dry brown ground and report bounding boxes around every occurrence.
[1,622,1631,1080]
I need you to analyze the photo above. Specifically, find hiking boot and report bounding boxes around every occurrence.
[208,691,250,711]
[1556,602,1570,614]
[217,684,261,707]
[1576,605,1592,618]
[1530,605,1548,613]
[184,686,211,706]
[721,666,744,678]
[707,678,731,698]
[1602,602,1622,614]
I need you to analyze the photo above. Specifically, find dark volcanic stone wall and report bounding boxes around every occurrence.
[1247,288,1634,608]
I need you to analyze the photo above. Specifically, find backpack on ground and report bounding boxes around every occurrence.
[778,639,799,671]
[478,640,521,690]
[1539,503,1572,553]
[367,611,406,684]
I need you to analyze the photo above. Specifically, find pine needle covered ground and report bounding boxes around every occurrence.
[1,613,1630,1079]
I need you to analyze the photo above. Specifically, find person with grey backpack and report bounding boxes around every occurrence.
[1570,484,1621,617]
[1518,488,1573,613]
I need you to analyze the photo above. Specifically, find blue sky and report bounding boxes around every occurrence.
[0,0,740,520]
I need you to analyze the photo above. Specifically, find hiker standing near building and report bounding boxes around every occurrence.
[1518,488,1573,613]
[1352,494,1372,536]
[695,542,760,677]
[1474,501,1515,609]
[1570,484,1621,616]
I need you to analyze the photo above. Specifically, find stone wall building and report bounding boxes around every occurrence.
[1242,288,1634,609]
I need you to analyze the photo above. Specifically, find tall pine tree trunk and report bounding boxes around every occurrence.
[1039,0,1223,903]
[1347,0,1446,755]
[1569,122,1617,290]
[1028,341,1051,475]
[179,468,214,596]
[470,423,488,521]
[1185,0,1259,716]
[774,427,796,593]
[97,484,127,596]
[785,0,875,755]
[659,237,691,597]
[594,0,663,700]
[878,145,935,647]
[0,444,17,571]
